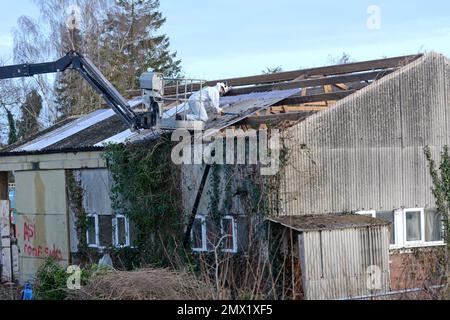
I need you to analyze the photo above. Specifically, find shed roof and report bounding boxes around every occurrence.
[268,214,390,232]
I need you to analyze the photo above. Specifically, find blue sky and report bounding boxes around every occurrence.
[0,0,450,79]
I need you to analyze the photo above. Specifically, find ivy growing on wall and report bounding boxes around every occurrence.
[102,135,185,268]
[65,171,100,265]
[424,146,450,294]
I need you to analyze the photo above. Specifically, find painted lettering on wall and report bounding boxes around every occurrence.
[22,222,63,260]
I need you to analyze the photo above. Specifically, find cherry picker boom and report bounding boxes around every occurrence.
[0,51,164,130]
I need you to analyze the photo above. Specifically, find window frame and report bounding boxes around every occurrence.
[403,208,425,248]
[357,208,445,249]
[191,215,208,252]
[221,216,238,254]
[357,210,397,250]
[423,209,446,247]
[113,214,131,248]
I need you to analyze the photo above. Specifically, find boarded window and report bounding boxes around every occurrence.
[222,217,237,253]
[192,217,205,251]
[116,216,128,246]
[98,215,113,247]
[206,217,219,251]
[87,216,97,246]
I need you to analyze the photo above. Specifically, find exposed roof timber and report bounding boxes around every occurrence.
[271,105,329,111]
[275,90,357,106]
[239,111,317,126]
[207,70,394,97]
[160,54,421,96]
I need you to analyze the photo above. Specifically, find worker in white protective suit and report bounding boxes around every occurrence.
[185,82,230,122]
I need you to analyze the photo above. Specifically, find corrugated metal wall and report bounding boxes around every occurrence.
[68,169,113,253]
[299,226,390,300]
[281,53,450,215]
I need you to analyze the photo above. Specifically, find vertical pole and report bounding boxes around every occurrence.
[0,172,8,201]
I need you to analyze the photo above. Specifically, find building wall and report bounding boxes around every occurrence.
[299,226,391,300]
[15,170,69,283]
[68,168,114,255]
[281,53,450,215]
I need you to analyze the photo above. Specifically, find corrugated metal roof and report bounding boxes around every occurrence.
[2,89,302,154]
[268,214,389,232]
[203,89,301,138]
[1,53,422,155]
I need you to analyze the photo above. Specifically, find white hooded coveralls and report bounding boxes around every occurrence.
[186,84,222,122]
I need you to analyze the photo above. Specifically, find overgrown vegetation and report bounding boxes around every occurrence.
[103,134,185,268]
[99,130,292,299]
[424,146,450,298]
[34,258,97,300]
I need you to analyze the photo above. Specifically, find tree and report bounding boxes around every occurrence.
[12,0,181,121]
[0,58,21,145]
[262,66,283,74]
[6,109,18,145]
[31,0,112,119]
[328,52,354,65]
[100,0,181,93]
[16,90,43,139]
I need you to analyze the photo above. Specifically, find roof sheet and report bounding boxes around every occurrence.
[268,214,390,232]
[1,53,423,155]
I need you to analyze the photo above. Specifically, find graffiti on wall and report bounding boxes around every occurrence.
[22,222,63,261]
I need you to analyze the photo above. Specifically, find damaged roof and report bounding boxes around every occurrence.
[268,214,390,232]
[0,54,423,156]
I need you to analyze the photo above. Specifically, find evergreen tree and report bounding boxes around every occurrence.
[54,26,85,119]
[16,90,43,139]
[100,0,181,93]
[6,109,18,145]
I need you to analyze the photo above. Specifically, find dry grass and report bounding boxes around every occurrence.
[69,268,215,300]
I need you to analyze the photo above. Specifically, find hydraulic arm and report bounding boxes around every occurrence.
[0,51,157,130]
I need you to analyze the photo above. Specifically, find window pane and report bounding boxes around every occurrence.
[406,211,422,242]
[376,211,395,245]
[425,209,442,242]
[98,215,113,247]
[117,217,127,246]
[192,219,204,249]
[87,216,96,246]
[222,218,234,251]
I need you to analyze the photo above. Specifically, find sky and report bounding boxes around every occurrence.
[0,0,450,80]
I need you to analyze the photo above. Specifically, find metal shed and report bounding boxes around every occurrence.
[268,215,391,300]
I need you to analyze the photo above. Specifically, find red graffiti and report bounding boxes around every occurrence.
[24,223,35,242]
[22,222,63,261]
[23,243,63,261]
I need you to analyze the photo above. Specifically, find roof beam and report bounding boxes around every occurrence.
[239,111,317,126]
[160,54,421,96]
[276,90,357,106]
[224,69,393,96]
